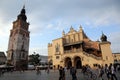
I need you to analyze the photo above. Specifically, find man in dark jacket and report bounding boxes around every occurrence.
[70,67,77,80]
[59,66,63,80]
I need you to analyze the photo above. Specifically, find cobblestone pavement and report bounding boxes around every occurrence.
[0,69,120,80]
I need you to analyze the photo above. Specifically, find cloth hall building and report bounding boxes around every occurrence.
[48,26,114,69]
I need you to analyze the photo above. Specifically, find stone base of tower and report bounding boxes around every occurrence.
[7,59,28,70]
[14,60,28,70]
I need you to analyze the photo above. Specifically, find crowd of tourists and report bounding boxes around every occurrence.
[1,63,120,80]
[82,63,119,80]
[58,66,77,80]
[98,63,119,80]
[58,63,120,80]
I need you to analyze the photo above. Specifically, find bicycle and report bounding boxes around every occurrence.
[83,70,97,80]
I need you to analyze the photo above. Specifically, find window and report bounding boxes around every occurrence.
[93,64,97,67]
[56,56,59,59]
[55,43,60,52]
[22,52,25,58]
[71,39,73,42]
[114,59,117,62]
[106,56,108,60]
[21,51,25,59]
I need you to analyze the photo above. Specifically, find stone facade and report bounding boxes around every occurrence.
[7,6,30,69]
[48,26,114,69]
[113,53,120,63]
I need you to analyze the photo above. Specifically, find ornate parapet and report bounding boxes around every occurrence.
[48,43,52,47]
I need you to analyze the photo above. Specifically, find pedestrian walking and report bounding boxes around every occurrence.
[98,65,104,80]
[64,66,67,72]
[62,68,65,80]
[59,66,63,80]
[53,65,56,72]
[0,68,4,76]
[70,67,77,80]
[36,67,41,75]
[105,64,111,80]
[109,64,118,80]
[47,67,50,74]
[116,65,120,72]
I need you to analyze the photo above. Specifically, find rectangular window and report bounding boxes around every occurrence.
[106,56,108,60]
[56,56,59,59]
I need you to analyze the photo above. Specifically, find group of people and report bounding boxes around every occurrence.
[35,67,50,75]
[59,63,119,80]
[82,63,119,80]
[59,66,65,80]
[59,66,77,80]
[104,63,118,80]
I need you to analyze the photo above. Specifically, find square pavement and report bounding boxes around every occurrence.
[0,69,120,80]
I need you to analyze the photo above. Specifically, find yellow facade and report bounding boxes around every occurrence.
[113,53,120,63]
[48,26,114,69]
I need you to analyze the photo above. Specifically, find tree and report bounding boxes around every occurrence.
[28,53,41,65]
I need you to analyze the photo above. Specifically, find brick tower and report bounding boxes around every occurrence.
[7,6,30,70]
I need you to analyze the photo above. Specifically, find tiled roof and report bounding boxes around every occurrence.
[84,41,99,49]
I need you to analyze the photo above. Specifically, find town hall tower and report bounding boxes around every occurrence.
[7,6,30,69]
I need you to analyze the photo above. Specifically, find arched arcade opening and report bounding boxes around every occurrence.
[64,57,72,69]
[74,56,82,69]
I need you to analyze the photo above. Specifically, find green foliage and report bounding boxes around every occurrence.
[28,53,41,65]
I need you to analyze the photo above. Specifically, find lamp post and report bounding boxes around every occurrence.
[38,56,41,65]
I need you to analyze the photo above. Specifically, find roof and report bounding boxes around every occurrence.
[0,52,6,57]
[83,40,100,51]
[113,53,120,54]
[64,41,83,46]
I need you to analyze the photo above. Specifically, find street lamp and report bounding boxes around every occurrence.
[38,56,41,65]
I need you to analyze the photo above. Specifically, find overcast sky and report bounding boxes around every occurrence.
[0,0,120,55]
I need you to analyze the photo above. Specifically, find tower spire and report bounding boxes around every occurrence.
[100,31,107,42]
[23,4,25,9]
[17,5,27,21]
[62,30,65,36]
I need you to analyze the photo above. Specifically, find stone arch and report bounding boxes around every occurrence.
[74,56,82,69]
[64,57,72,69]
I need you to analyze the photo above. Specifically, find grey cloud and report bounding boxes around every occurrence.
[1,0,120,34]
[0,0,120,54]
[31,0,119,25]
[109,32,120,53]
